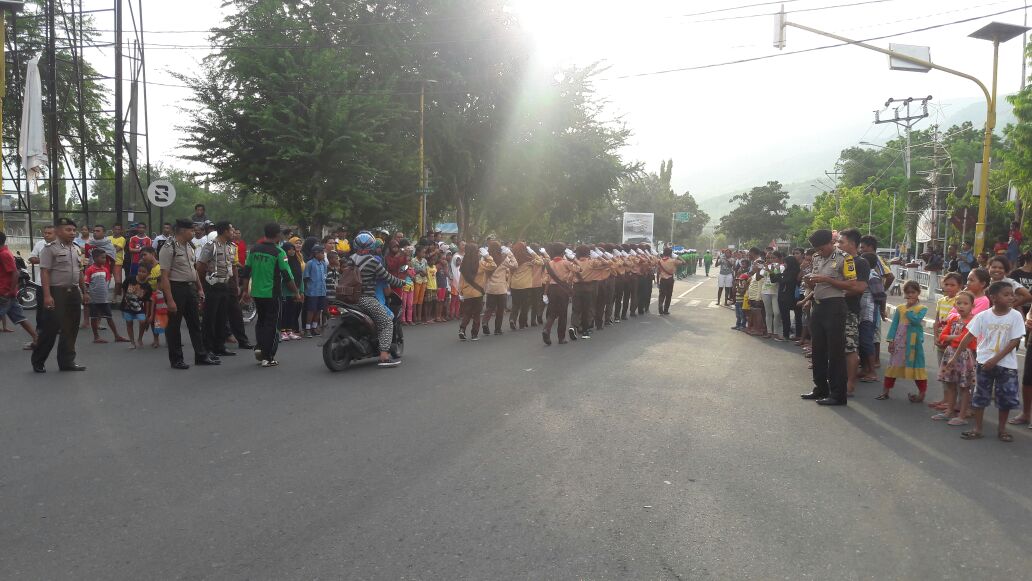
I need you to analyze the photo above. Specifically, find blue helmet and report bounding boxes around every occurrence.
[353,231,376,253]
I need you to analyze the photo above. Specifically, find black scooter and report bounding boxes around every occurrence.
[320,295,404,371]
[15,254,41,310]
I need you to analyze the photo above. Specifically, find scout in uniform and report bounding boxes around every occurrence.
[801,229,857,406]
[32,218,86,373]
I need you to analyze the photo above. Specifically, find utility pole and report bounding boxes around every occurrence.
[114,0,124,227]
[874,96,931,251]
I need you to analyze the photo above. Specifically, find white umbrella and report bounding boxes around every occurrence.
[18,55,47,193]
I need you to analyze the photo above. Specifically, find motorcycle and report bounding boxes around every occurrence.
[321,295,404,371]
[15,254,41,310]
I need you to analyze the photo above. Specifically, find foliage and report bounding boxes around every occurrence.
[4,0,113,206]
[806,187,905,247]
[616,160,709,246]
[717,181,790,245]
[176,0,420,234]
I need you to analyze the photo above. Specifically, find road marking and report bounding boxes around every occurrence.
[687,299,701,307]
[670,298,681,306]
[707,301,720,309]
[678,281,705,298]
[650,298,658,304]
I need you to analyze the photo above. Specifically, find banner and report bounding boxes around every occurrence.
[622,212,655,245]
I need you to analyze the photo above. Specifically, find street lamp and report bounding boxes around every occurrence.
[775,7,1029,256]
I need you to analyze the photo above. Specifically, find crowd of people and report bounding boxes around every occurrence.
[2,202,711,372]
[717,228,1032,443]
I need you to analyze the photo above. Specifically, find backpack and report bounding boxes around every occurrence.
[336,255,368,304]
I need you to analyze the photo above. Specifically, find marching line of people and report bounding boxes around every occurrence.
[724,228,1032,443]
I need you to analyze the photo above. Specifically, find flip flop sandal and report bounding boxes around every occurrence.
[1007,416,1030,425]
[960,431,983,440]
[998,432,1014,443]
[859,377,878,383]
[947,418,968,426]
[931,413,951,421]
[907,393,925,403]
[874,393,890,400]
[927,401,945,408]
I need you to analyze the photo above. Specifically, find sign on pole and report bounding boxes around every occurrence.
[146,180,176,208]
[673,212,691,222]
[622,212,655,245]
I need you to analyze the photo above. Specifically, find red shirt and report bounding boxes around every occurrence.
[0,246,17,297]
[129,235,152,265]
[234,239,247,265]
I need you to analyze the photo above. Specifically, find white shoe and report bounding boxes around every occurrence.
[261,359,279,367]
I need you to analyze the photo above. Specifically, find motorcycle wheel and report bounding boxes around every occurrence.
[322,328,353,372]
[18,286,38,310]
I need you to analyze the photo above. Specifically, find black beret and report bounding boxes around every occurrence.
[56,217,77,228]
[808,229,833,247]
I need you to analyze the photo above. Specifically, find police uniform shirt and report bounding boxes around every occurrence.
[38,240,82,287]
[812,250,857,300]
[198,239,233,283]
[159,240,198,283]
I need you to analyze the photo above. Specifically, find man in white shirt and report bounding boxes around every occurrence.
[29,225,56,265]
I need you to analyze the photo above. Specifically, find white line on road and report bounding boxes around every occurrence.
[678,281,705,298]
[670,298,681,306]
[687,299,701,307]
[707,301,720,309]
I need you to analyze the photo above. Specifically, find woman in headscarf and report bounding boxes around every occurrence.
[300,236,319,262]
[508,242,543,330]
[481,240,517,335]
[458,240,497,341]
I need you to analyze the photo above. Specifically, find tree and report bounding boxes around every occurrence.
[177,0,419,234]
[717,181,790,245]
[617,160,709,246]
[783,204,814,248]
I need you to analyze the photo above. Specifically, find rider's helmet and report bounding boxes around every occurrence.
[353,231,376,254]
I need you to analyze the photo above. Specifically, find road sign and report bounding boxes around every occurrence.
[417,187,435,195]
[673,212,691,222]
[146,180,176,208]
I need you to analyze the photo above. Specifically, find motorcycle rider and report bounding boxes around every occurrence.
[351,231,405,368]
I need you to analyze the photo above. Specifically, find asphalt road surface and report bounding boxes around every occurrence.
[2,277,1032,580]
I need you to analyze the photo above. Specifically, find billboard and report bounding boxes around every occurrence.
[622,212,655,245]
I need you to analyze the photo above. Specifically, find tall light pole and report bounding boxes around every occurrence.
[775,7,1029,256]
[418,79,437,238]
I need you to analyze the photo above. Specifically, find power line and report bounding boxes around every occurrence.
[598,4,1028,80]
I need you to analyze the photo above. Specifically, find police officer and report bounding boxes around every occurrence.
[196,220,236,357]
[800,229,859,406]
[160,218,218,370]
[31,218,86,373]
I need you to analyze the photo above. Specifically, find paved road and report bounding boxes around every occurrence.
[2,277,1031,580]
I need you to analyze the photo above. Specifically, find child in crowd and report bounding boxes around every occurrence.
[877,280,928,402]
[934,290,976,424]
[121,267,152,349]
[435,255,450,322]
[928,272,963,408]
[425,258,438,324]
[151,287,168,348]
[964,268,992,315]
[303,245,328,338]
[732,272,749,330]
[325,250,341,302]
[411,246,428,324]
[280,243,304,341]
[402,266,415,325]
[951,281,1025,442]
[84,248,129,344]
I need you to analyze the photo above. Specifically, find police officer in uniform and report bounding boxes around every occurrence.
[159,218,219,369]
[800,229,857,406]
[31,218,86,372]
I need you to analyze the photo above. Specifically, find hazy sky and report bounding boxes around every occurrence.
[80,0,1032,199]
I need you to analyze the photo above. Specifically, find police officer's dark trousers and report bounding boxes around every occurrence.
[32,286,81,369]
[167,281,208,365]
[202,281,231,354]
[810,297,847,401]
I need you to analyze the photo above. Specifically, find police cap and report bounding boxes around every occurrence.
[808,229,833,247]
[174,218,194,230]
[56,217,77,228]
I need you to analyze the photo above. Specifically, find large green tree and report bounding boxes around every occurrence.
[717,181,790,245]
[177,0,419,233]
